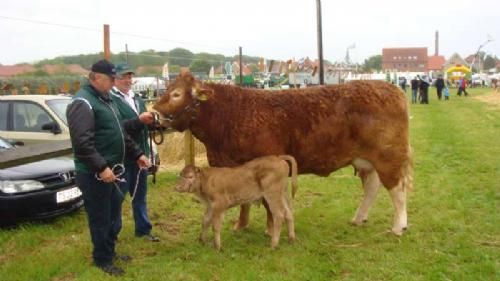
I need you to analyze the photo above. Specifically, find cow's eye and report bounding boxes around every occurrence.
[171,89,182,99]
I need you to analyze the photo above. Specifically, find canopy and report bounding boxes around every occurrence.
[446,64,471,81]
[446,65,471,73]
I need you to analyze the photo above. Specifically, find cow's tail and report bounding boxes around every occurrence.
[401,145,414,192]
[279,155,298,198]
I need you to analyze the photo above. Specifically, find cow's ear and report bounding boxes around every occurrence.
[192,87,212,101]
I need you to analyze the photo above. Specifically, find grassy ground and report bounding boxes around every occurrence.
[1,87,499,281]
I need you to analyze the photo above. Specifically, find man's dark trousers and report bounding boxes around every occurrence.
[76,172,126,267]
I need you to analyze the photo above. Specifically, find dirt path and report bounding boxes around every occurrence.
[473,91,500,106]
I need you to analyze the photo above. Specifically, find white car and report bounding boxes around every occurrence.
[0,95,71,145]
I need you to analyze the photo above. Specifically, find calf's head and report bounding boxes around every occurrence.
[175,165,202,193]
[153,71,213,131]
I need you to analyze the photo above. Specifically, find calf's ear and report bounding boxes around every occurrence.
[192,87,212,101]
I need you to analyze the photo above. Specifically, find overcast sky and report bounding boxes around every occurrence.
[1,0,498,65]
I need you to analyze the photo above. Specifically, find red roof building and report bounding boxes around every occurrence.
[0,65,36,78]
[382,47,428,72]
[428,55,446,71]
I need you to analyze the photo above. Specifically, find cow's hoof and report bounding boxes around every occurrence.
[351,219,368,226]
[232,221,249,231]
[288,236,296,244]
[391,226,407,236]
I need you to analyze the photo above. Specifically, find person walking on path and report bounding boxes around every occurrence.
[110,62,160,243]
[66,59,150,276]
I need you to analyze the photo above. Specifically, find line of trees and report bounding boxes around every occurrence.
[32,48,262,76]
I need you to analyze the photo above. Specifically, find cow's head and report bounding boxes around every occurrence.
[174,165,202,193]
[153,71,213,131]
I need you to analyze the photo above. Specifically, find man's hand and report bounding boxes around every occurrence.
[99,167,116,183]
[136,155,151,170]
[139,112,154,125]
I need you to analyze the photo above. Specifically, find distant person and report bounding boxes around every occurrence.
[399,77,407,92]
[492,78,499,93]
[419,75,430,104]
[410,76,419,104]
[457,77,469,97]
[443,86,450,100]
[435,75,445,100]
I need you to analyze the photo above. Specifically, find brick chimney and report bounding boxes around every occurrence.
[435,31,439,56]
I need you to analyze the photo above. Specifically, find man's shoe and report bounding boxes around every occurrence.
[142,234,160,242]
[97,264,125,276]
[114,254,132,262]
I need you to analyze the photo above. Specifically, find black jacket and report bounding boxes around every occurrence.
[66,84,143,173]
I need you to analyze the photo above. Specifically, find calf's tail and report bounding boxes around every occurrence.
[279,155,298,198]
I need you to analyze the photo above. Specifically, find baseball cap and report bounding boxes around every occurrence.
[115,63,135,76]
[91,60,116,76]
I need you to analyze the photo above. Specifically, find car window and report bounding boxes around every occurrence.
[0,102,7,130]
[46,99,70,125]
[0,137,13,150]
[13,102,54,132]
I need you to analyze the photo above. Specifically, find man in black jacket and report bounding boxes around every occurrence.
[66,60,150,276]
[435,75,445,100]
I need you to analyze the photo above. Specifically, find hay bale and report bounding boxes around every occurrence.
[157,132,208,172]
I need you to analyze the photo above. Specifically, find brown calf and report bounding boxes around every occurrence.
[175,155,298,250]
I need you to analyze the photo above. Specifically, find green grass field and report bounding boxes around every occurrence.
[1,87,499,281]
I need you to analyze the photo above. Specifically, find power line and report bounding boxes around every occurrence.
[0,15,235,54]
[0,15,97,32]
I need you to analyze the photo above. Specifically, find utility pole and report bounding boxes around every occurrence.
[316,0,324,85]
[125,44,129,64]
[103,24,110,60]
[239,46,243,86]
[470,36,493,73]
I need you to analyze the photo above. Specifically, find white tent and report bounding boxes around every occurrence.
[132,77,166,93]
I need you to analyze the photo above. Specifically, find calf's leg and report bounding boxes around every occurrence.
[263,199,274,236]
[283,195,295,243]
[199,207,212,243]
[264,194,285,249]
[212,210,224,251]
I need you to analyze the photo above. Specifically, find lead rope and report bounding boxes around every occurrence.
[148,112,164,184]
[95,164,126,198]
[130,168,146,201]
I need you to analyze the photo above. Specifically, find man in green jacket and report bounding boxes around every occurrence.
[111,63,160,242]
[66,60,150,276]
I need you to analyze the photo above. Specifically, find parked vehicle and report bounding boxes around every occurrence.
[0,137,83,225]
[0,95,71,145]
[0,94,160,172]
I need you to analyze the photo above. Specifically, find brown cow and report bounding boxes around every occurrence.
[154,72,413,236]
[174,155,298,250]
